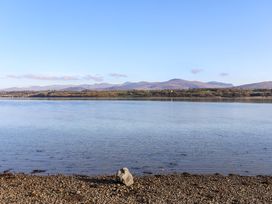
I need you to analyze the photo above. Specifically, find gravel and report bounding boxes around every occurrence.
[0,172,272,203]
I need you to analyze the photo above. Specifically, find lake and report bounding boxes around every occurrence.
[0,99,272,176]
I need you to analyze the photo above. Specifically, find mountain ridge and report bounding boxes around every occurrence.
[236,81,272,89]
[2,79,272,91]
[1,79,233,91]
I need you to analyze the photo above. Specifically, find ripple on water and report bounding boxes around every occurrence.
[0,100,272,175]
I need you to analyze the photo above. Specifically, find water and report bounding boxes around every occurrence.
[0,99,272,176]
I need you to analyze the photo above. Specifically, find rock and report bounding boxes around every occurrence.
[31,169,46,174]
[143,171,153,175]
[116,167,134,186]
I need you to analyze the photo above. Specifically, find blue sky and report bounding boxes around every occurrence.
[0,0,272,88]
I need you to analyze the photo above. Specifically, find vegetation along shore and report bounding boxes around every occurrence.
[1,89,272,99]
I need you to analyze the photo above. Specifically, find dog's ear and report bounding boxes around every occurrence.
[123,167,129,172]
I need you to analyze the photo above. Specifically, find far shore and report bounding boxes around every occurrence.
[1,89,272,103]
[1,172,271,203]
[1,96,272,104]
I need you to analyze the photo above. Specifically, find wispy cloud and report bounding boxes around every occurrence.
[109,73,128,78]
[220,72,229,77]
[6,74,104,82]
[83,75,104,82]
[191,68,204,74]
[6,74,79,81]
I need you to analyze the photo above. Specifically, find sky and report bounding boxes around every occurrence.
[0,0,272,88]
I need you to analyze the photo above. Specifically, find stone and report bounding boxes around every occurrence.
[116,167,134,186]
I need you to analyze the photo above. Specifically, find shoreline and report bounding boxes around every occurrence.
[1,172,271,203]
[1,96,272,103]
[1,89,272,102]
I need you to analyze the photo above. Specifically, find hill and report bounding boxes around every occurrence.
[237,81,272,89]
[1,79,233,91]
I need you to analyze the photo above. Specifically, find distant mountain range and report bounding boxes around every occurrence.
[1,79,272,91]
[236,81,272,89]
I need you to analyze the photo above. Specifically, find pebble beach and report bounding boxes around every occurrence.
[1,172,272,203]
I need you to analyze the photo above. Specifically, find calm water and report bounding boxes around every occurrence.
[0,99,272,176]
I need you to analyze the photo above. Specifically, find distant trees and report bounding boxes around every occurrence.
[1,89,272,98]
